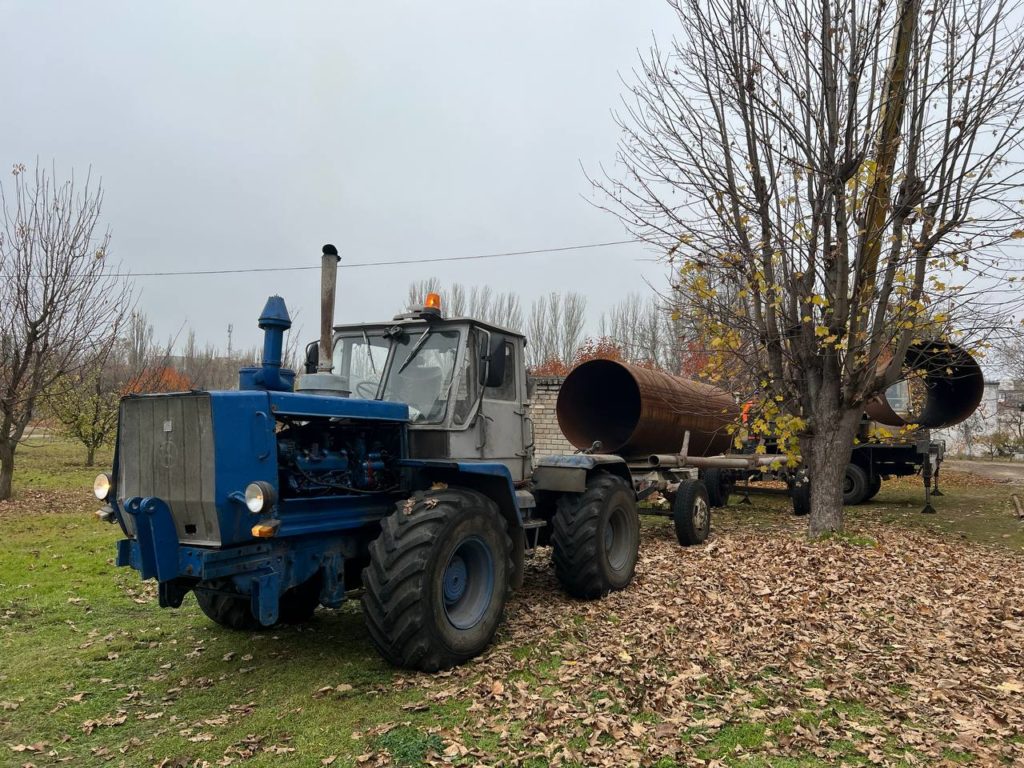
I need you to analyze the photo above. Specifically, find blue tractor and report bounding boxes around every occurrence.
[95,246,687,671]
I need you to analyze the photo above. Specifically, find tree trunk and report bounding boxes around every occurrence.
[803,409,863,538]
[0,440,14,501]
[86,445,96,467]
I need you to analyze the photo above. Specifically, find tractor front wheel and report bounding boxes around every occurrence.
[551,473,640,599]
[361,488,512,672]
[193,580,260,631]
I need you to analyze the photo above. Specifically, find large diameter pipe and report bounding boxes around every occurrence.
[318,244,340,373]
[865,341,983,429]
[556,360,739,457]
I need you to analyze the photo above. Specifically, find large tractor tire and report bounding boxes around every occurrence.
[194,580,261,631]
[842,463,870,505]
[361,488,512,672]
[702,468,733,508]
[673,479,711,545]
[551,473,640,599]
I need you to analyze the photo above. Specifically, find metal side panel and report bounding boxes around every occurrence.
[118,394,219,546]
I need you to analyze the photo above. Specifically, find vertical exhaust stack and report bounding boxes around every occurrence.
[319,244,340,372]
[296,243,351,397]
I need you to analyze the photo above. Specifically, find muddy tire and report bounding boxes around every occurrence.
[194,580,260,631]
[552,473,640,599]
[673,479,711,546]
[361,488,511,672]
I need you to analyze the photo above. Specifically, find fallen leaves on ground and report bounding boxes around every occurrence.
[368,519,1024,766]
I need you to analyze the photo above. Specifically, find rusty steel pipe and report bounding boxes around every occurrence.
[865,341,983,429]
[555,360,739,458]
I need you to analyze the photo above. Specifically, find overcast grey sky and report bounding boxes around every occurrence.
[1,0,677,352]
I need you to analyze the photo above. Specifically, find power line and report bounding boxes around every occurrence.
[103,239,643,278]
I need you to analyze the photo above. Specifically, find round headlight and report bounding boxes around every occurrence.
[244,482,275,514]
[93,473,112,500]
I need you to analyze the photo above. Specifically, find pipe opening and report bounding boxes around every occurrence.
[556,360,640,453]
[867,342,984,429]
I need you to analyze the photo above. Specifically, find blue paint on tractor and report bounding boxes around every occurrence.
[442,536,494,630]
[107,295,529,632]
[238,295,296,392]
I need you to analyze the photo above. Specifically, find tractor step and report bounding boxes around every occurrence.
[521,517,547,552]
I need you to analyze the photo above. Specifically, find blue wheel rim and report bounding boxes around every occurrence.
[605,504,630,571]
[442,536,494,630]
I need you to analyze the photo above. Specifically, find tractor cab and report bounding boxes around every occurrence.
[314,294,532,481]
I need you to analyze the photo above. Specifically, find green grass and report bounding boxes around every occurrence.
[0,441,459,766]
[12,434,113,493]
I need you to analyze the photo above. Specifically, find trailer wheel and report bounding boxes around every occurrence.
[702,468,733,508]
[842,463,870,505]
[551,473,639,599]
[361,488,511,672]
[194,580,260,631]
[278,572,322,624]
[792,474,811,516]
[864,473,882,502]
[673,479,711,546]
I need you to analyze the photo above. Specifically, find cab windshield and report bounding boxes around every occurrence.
[333,327,461,424]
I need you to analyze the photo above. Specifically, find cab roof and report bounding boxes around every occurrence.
[333,310,525,340]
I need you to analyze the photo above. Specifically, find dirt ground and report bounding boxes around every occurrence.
[945,460,1024,484]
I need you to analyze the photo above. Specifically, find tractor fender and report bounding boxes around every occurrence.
[401,459,526,588]
[532,454,633,494]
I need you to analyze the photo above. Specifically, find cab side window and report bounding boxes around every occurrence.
[485,341,516,401]
[452,329,480,425]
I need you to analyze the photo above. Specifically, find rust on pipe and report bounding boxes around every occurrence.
[555,360,739,458]
[864,342,983,429]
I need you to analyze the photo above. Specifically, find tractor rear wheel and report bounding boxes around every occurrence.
[673,479,711,545]
[361,488,511,672]
[551,473,640,599]
[194,580,260,631]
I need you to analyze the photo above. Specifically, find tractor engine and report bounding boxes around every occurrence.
[275,418,401,498]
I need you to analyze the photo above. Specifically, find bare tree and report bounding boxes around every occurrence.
[595,0,1024,535]
[405,279,524,330]
[0,164,132,498]
[525,292,588,369]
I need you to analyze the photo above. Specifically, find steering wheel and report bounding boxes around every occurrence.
[355,380,379,399]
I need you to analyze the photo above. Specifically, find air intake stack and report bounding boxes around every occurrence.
[239,295,296,392]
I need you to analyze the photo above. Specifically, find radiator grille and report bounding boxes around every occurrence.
[117,394,219,545]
